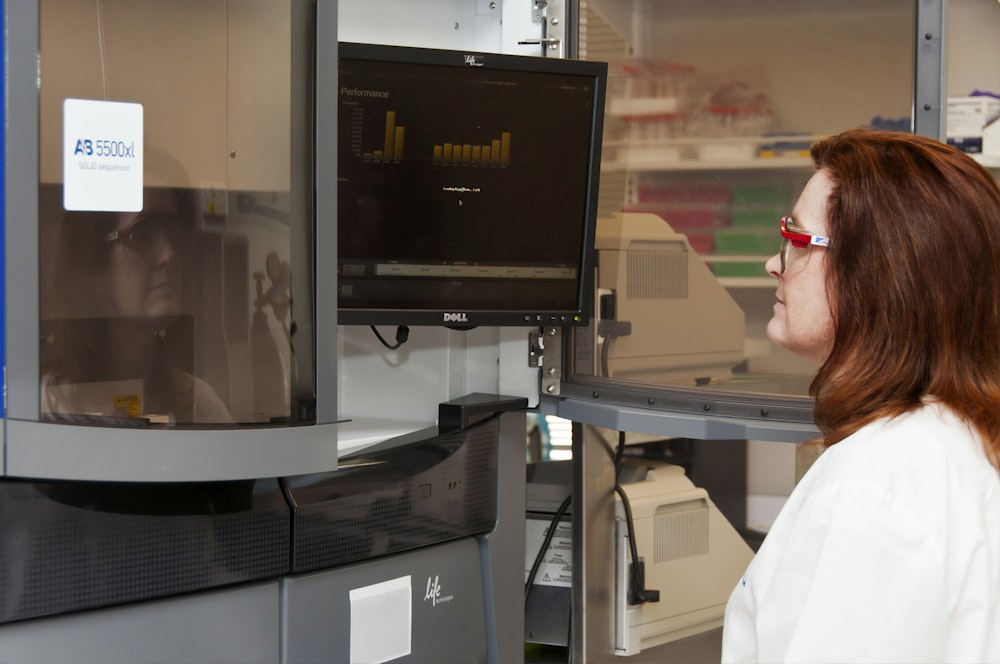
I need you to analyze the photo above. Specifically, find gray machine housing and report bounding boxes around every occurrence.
[0,406,527,664]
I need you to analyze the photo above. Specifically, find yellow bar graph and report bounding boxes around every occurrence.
[394,126,405,160]
[383,111,396,160]
[432,131,511,167]
[359,110,404,163]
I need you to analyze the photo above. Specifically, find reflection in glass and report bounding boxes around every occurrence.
[38,0,308,426]
[41,184,233,424]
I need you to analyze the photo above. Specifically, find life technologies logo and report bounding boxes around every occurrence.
[423,575,455,607]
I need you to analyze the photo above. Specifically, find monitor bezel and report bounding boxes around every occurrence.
[336,41,607,328]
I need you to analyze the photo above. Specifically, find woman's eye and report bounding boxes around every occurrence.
[128,228,155,249]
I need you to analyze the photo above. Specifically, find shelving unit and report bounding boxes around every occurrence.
[717,276,775,289]
[606,130,814,289]
[602,136,817,173]
[605,153,811,172]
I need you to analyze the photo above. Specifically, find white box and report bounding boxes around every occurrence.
[947,96,1000,140]
[982,119,1000,158]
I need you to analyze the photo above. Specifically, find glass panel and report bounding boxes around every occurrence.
[574,0,915,399]
[38,0,312,426]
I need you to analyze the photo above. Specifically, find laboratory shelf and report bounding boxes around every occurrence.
[601,135,820,173]
[541,394,819,444]
[718,277,774,289]
[544,369,819,445]
[603,155,812,172]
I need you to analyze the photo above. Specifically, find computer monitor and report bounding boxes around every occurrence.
[337,42,608,327]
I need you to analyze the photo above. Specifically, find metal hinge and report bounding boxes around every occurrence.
[529,326,562,396]
[517,0,565,56]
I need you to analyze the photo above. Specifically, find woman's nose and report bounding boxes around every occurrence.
[764,252,782,278]
[156,230,178,263]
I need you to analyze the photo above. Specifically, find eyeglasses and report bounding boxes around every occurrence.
[779,215,830,275]
[105,214,190,263]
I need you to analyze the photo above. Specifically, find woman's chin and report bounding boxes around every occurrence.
[765,319,785,348]
[145,299,182,319]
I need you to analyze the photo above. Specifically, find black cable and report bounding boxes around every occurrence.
[614,483,650,604]
[370,324,409,350]
[597,292,631,378]
[524,494,572,602]
[614,430,658,605]
[614,430,626,475]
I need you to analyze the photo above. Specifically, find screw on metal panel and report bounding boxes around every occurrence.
[546,385,556,393]
[924,103,932,111]
[592,392,600,399]
[547,367,557,376]
[924,32,933,40]
[490,1,496,8]
[552,17,560,25]
[647,398,655,405]
[454,22,460,30]
[760,409,769,417]
[230,151,237,158]
[703,404,711,411]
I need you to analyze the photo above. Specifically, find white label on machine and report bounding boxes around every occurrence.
[349,575,412,663]
[525,518,573,588]
[63,98,144,212]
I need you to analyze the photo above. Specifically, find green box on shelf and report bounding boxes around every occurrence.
[714,230,778,255]
[712,262,769,278]
[731,208,779,227]
[731,183,791,207]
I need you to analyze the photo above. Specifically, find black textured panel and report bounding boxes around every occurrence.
[0,479,289,624]
[290,416,499,573]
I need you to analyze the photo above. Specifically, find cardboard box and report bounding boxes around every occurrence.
[947,96,1000,152]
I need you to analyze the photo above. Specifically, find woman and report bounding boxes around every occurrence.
[722,129,1000,662]
[41,184,231,424]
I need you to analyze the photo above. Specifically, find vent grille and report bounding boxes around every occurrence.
[627,251,688,299]
[654,500,709,563]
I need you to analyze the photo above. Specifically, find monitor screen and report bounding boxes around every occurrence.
[337,42,607,327]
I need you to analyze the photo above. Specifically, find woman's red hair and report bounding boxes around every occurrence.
[811,128,1000,470]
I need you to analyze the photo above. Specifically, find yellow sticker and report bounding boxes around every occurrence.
[113,394,142,418]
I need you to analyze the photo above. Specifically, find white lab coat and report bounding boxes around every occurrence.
[722,400,1000,663]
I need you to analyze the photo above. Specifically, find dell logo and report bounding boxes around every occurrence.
[464,54,484,67]
[443,312,469,323]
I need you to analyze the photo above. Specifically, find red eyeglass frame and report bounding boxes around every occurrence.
[779,215,830,274]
